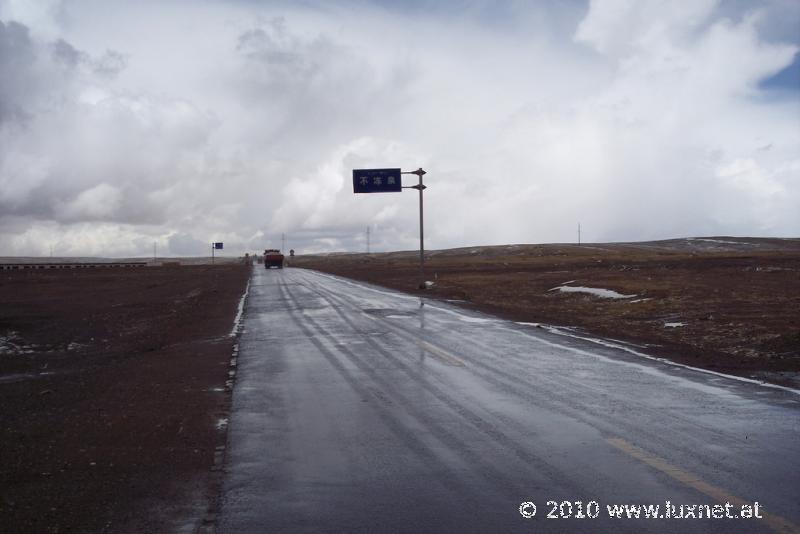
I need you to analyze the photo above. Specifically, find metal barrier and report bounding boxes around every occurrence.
[0,262,148,270]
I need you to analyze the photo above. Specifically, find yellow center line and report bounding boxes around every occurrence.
[417,340,466,367]
[607,437,800,533]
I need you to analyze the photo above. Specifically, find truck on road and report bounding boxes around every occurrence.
[264,249,285,269]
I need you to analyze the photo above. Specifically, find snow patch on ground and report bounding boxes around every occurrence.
[0,336,17,354]
[549,285,637,299]
[628,298,653,303]
[230,278,251,337]
[0,333,36,355]
[689,238,752,246]
[0,373,36,384]
[664,322,686,328]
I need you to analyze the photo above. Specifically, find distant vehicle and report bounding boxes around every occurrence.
[264,249,285,269]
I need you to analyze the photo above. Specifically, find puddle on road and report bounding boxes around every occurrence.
[457,316,497,324]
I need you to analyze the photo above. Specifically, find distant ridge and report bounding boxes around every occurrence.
[316,236,800,258]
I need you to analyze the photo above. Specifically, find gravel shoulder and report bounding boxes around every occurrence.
[0,264,250,533]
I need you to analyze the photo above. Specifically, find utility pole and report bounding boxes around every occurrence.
[366,226,371,254]
[282,233,285,253]
[578,223,581,245]
[153,242,157,264]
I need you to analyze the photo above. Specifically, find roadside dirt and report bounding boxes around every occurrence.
[291,237,800,389]
[0,265,250,533]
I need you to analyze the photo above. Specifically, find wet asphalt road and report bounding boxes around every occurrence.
[219,268,800,533]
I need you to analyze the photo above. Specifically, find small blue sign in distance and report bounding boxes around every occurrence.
[214,242,223,249]
[353,168,402,193]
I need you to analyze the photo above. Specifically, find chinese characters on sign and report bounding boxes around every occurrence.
[352,166,427,288]
[353,168,402,193]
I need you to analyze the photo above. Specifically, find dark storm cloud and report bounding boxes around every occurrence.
[167,232,208,255]
[50,38,84,67]
[91,49,126,78]
[0,17,217,235]
[0,19,36,123]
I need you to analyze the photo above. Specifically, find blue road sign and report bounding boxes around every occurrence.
[214,242,224,249]
[353,168,402,193]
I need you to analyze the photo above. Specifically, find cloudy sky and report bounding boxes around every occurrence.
[1,0,798,257]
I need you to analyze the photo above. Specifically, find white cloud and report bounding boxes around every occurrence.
[575,0,719,58]
[0,0,798,257]
[57,182,122,220]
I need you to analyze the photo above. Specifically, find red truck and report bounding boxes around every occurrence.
[264,249,285,269]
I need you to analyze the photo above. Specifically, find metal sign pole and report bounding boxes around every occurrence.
[354,167,427,290]
[211,243,215,265]
[417,172,425,288]
[403,168,427,289]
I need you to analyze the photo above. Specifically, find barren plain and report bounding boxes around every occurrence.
[2,237,798,532]
[0,264,249,533]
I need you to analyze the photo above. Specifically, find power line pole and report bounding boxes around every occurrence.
[153,242,157,263]
[366,226,371,253]
[282,233,285,253]
[578,223,581,245]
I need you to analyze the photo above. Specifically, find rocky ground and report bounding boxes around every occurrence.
[0,264,250,533]
[291,237,800,388]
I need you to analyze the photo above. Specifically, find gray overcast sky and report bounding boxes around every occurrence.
[1,0,798,257]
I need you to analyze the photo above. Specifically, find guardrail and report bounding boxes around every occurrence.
[0,262,148,270]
